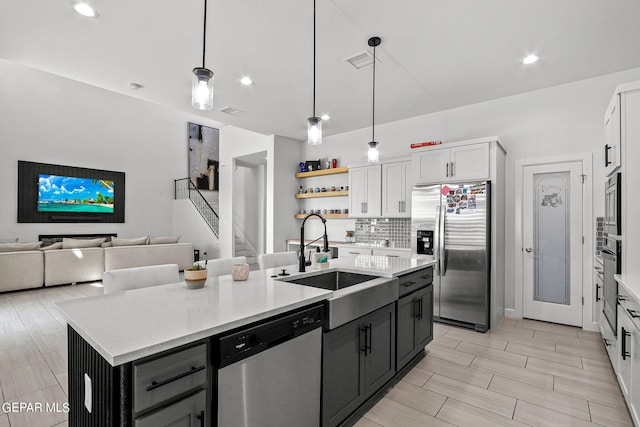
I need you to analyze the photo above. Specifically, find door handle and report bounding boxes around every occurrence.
[440,204,447,276]
[622,327,631,360]
[445,162,449,177]
[366,324,372,354]
[596,284,601,302]
[603,337,611,347]
[360,326,368,354]
[605,144,612,167]
[196,410,205,427]
[419,297,424,319]
[628,309,640,319]
[146,366,206,392]
[525,248,533,253]
[451,162,454,177]
[414,299,420,319]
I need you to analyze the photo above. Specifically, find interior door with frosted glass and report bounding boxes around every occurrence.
[523,162,583,326]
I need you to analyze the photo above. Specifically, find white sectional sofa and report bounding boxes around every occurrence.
[104,243,194,272]
[0,239,194,293]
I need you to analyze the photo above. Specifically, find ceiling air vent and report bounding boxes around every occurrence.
[344,50,379,69]
[219,106,244,116]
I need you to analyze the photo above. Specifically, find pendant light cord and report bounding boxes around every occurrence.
[313,0,316,117]
[372,43,376,142]
[202,0,208,68]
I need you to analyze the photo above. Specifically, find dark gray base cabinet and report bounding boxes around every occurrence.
[322,303,396,427]
[397,285,433,370]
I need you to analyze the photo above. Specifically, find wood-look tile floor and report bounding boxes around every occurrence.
[357,318,634,427]
[0,283,633,427]
[0,282,103,427]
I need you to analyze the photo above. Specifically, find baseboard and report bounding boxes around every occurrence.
[582,321,599,332]
[504,308,520,319]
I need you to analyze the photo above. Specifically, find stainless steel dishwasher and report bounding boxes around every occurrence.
[215,304,323,427]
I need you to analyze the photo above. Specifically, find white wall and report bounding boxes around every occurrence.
[233,162,265,254]
[172,199,220,260]
[273,136,302,252]
[0,59,226,244]
[301,67,640,311]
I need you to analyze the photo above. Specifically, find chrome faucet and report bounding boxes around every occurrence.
[299,213,329,272]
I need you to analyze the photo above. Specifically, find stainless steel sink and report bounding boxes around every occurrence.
[282,270,398,330]
[285,271,377,291]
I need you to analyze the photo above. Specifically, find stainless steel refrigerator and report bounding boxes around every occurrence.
[411,181,490,332]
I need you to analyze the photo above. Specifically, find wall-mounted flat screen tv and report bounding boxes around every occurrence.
[37,174,114,214]
[18,161,125,223]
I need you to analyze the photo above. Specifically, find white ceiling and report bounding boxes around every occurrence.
[2,0,640,141]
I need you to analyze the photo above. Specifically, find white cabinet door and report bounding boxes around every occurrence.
[349,165,381,218]
[403,161,414,215]
[365,166,382,217]
[349,167,367,218]
[413,149,449,184]
[631,324,640,425]
[604,94,621,176]
[382,161,412,218]
[449,143,490,181]
[619,306,632,398]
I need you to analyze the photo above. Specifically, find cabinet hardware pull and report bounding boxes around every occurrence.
[367,324,372,354]
[419,297,424,319]
[402,281,417,287]
[414,299,420,319]
[596,284,601,302]
[146,365,206,392]
[622,327,630,360]
[196,410,205,427]
[360,326,368,353]
[603,337,610,347]
[628,309,640,319]
[451,162,454,176]
[446,162,449,177]
[421,275,431,280]
[605,144,612,167]
[618,295,627,303]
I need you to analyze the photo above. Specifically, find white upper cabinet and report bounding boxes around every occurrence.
[604,93,621,176]
[413,142,489,184]
[382,161,412,218]
[349,165,381,218]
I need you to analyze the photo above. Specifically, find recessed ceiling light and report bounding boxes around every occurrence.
[128,82,143,90]
[240,77,253,86]
[522,54,539,65]
[74,2,98,18]
[321,114,330,120]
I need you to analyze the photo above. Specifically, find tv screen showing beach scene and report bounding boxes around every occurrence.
[37,174,114,214]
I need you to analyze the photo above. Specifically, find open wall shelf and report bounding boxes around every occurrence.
[294,214,349,219]
[295,190,348,199]
[295,167,348,178]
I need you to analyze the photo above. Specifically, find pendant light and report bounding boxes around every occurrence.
[367,36,381,162]
[192,0,214,110]
[307,0,322,145]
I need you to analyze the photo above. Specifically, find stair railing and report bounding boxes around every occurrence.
[174,178,219,238]
[233,224,259,259]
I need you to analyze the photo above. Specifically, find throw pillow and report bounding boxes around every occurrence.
[40,242,63,251]
[0,242,43,252]
[61,238,106,249]
[0,237,18,243]
[111,236,148,247]
[148,236,180,245]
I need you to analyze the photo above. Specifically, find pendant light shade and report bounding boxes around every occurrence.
[307,116,323,145]
[307,0,322,145]
[192,0,214,110]
[367,36,381,162]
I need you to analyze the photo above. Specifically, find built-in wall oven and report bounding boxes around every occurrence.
[605,173,621,236]
[602,235,622,334]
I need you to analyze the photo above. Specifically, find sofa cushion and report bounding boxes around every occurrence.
[0,251,44,292]
[104,243,194,271]
[62,238,106,249]
[0,242,42,252]
[111,236,148,247]
[44,247,105,287]
[40,242,63,251]
[148,236,180,245]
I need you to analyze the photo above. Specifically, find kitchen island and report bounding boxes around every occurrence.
[57,255,436,426]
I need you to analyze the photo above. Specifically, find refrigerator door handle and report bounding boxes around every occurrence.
[440,203,447,276]
[434,203,442,274]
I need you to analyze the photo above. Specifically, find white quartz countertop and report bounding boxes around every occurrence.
[615,274,640,303]
[57,256,435,366]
